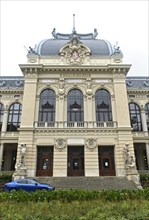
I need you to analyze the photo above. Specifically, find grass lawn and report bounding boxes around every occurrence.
[0,199,149,220]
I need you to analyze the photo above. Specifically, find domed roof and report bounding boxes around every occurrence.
[33,29,116,57]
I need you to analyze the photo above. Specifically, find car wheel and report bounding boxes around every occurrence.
[10,188,17,193]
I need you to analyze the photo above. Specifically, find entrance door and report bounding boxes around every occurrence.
[2,144,17,171]
[36,146,53,176]
[68,146,84,176]
[98,146,115,176]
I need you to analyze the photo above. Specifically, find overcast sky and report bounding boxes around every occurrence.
[1,0,148,77]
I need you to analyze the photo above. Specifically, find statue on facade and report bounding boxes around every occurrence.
[113,42,121,54]
[123,144,142,189]
[123,144,130,166]
[28,45,38,55]
[123,144,136,169]
[93,28,98,39]
[52,28,57,39]
[13,144,27,180]
[19,144,26,165]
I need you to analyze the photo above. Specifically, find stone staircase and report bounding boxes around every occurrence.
[35,177,138,190]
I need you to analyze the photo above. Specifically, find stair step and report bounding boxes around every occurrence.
[34,177,138,190]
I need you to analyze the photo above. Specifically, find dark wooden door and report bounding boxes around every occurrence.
[68,146,84,176]
[98,146,115,176]
[36,146,53,176]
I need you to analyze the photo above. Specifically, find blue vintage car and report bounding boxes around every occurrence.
[3,178,55,192]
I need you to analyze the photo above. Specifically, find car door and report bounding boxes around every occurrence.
[17,179,28,191]
[26,179,38,192]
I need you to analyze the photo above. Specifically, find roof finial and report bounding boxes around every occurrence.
[73,14,76,33]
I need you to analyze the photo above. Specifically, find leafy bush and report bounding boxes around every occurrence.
[140,174,149,181]
[140,174,149,188]
[0,174,12,182]
[0,188,149,203]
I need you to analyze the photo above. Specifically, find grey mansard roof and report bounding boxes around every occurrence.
[0,76,24,89]
[28,29,119,57]
[126,77,149,89]
[0,76,148,90]
[35,38,114,56]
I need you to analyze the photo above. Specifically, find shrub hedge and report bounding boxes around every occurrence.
[0,174,12,182]
[140,174,149,188]
[0,188,149,203]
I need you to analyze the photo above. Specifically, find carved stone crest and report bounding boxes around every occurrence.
[55,138,66,151]
[59,37,91,64]
[86,138,97,151]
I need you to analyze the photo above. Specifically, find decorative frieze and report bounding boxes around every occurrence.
[92,79,112,83]
[39,79,58,84]
[65,79,85,84]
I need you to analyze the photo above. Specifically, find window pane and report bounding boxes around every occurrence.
[129,103,142,131]
[67,89,84,122]
[95,89,112,122]
[7,103,22,131]
[39,89,56,122]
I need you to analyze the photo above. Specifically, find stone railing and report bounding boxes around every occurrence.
[94,121,117,128]
[34,121,117,129]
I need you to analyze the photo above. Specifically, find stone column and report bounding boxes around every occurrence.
[0,143,4,171]
[111,94,116,122]
[141,107,149,168]
[1,107,9,134]
[141,107,148,134]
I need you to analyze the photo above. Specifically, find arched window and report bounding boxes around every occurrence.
[129,103,142,131]
[7,103,22,131]
[67,89,84,122]
[39,89,56,122]
[145,103,149,131]
[95,89,112,122]
[0,103,4,131]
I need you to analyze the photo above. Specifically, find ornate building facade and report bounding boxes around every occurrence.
[0,27,149,185]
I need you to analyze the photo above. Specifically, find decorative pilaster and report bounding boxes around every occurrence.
[85,138,99,176]
[53,138,67,176]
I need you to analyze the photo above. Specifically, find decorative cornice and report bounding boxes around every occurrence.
[19,64,130,73]
[127,90,149,94]
[0,90,23,94]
